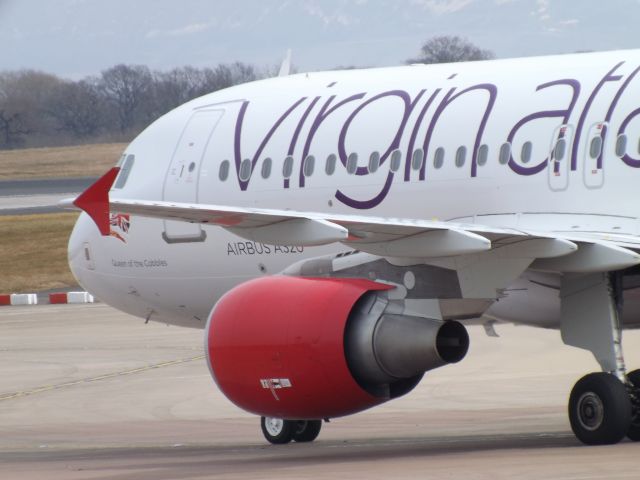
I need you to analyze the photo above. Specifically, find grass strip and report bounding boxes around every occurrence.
[0,143,127,180]
[0,213,80,293]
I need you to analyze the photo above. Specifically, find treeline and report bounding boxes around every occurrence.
[0,36,495,151]
[0,62,260,149]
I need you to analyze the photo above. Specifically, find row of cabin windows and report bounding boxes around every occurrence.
[222,147,479,182]
[109,131,637,189]
[218,133,638,182]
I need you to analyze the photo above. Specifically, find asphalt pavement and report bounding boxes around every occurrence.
[2,303,640,479]
[0,177,96,215]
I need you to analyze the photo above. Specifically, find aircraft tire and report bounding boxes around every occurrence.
[569,372,632,445]
[625,369,640,441]
[260,417,294,444]
[292,420,322,442]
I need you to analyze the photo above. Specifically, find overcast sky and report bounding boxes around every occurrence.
[1,0,639,79]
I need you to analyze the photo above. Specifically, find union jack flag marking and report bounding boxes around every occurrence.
[109,213,130,242]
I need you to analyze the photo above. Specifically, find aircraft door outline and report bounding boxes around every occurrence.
[548,124,573,192]
[583,121,607,190]
[162,109,224,243]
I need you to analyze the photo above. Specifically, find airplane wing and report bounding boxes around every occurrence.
[62,167,640,273]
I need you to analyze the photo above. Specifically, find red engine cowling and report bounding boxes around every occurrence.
[206,276,469,420]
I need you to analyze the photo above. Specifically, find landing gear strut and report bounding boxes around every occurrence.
[561,272,639,445]
[260,417,323,444]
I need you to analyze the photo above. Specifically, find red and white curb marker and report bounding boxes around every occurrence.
[0,291,95,306]
[0,293,38,306]
[49,292,95,304]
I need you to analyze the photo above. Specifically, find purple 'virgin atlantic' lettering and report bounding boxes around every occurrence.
[420,84,497,180]
[287,96,320,188]
[338,90,423,175]
[604,65,640,168]
[405,89,440,181]
[508,79,581,176]
[618,105,640,167]
[299,93,366,187]
[234,97,307,190]
[571,62,624,171]
[334,89,426,209]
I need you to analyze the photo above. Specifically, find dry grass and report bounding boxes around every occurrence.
[0,143,127,180]
[0,213,80,293]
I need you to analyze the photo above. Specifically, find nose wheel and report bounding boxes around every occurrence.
[260,417,323,444]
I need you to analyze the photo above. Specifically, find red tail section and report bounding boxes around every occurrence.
[73,167,120,236]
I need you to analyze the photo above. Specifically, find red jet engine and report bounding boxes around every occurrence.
[206,276,468,420]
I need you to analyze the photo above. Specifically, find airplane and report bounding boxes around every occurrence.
[63,49,640,446]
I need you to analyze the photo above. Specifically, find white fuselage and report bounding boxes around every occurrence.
[68,50,640,328]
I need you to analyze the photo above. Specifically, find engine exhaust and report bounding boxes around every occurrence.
[345,292,469,389]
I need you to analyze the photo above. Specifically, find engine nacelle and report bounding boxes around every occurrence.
[206,276,468,419]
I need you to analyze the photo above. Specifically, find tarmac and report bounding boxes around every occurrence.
[0,177,95,215]
[1,303,640,479]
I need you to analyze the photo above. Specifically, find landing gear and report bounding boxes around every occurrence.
[260,417,323,444]
[561,272,638,445]
[625,369,640,441]
[293,420,322,442]
[260,417,294,444]
[568,372,631,445]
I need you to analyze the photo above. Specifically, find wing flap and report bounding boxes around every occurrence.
[531,241,640,272]
[229,218,348,246]
[63,195,640,269]
[350,229,491,258]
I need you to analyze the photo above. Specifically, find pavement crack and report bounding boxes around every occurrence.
[0,354,205,401]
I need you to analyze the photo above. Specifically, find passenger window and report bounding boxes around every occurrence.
[325,154,337,175]
[590,136,603,159]
[114,154,135,189]
[283,156,294,178]
[411,149,424,170]
[615,135,627,157]
[455,146,466,168]
[346,153,358,174]
[218,160,230,181]
[433,147,445,169]
[239,158,252,181]
[368,151,380,173]
[499,142,511,165]
[554,138,567,160]
[521,141,532,163]
[261,157,272,179]
[477,144,489,166]
[389,149,402,172]
[303,155,315,177]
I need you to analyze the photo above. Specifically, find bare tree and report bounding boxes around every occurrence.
[0,109,30,148]
[46,80,105,137]
[407,35,494,64]
[0,70,62,148]
[0,61,264,149]
[98,64,153,134]
[201,62,258,94]
[148,63,258,118]
[151,66,208,116]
